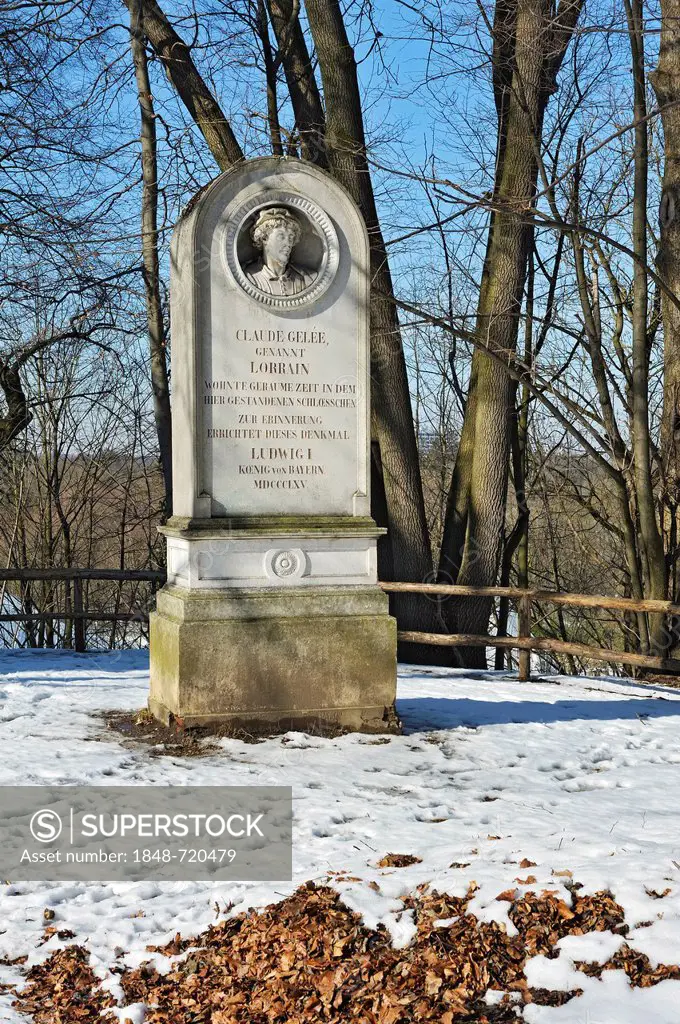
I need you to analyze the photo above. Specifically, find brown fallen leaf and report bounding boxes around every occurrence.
[645,886,672,900]
[16,877,672,1024]
[377,853,422,868]
[38,926,76,947]
[425,969,443,994]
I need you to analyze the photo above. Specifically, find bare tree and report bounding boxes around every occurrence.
[303,0,439,651]
[129,0,172,519]
[437,0,583,665]
[651,0,680,595]
[127,0,440,649]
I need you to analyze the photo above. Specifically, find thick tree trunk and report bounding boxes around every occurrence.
[124,0,243,170]
[266,0,327,164]
[135,0,438,651]
[651,0,680,586]
[130,0,173,521]
[625,0,667,646]
[438,0,582,666]
[256,0,284,156]
[304,0,440,655]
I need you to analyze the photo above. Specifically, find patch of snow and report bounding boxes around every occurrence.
[107,1003,146,1023]
[524,971,680,1023]
[0,651,679,1021]
[524,953,585,991]
[555,930,625,963]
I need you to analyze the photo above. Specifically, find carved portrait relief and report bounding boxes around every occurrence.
[244,207,317,297]
[224,191,340,309]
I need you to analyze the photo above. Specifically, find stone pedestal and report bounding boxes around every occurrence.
[149,515,397,732]
[149,583,396,733]
[149,157,398,733]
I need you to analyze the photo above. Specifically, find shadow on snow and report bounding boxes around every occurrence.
[398,695,680,733]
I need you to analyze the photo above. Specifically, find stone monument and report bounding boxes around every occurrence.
[149,157,398,733]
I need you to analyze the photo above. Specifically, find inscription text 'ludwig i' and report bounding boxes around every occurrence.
[149,157,398,735]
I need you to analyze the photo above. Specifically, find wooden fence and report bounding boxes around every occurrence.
[379,581,680,678]
[0,569,165,652]
[2,569,679,676]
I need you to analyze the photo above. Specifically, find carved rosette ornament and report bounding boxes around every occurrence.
[271,550,300,577]
[224,190,339,309]
[264,547,306,581]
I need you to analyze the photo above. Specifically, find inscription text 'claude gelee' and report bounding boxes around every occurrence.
[203,325,357,497]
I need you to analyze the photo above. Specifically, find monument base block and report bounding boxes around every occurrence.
[149,584,398,734]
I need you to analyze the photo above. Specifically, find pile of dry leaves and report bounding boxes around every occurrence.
[8,873,680,1024]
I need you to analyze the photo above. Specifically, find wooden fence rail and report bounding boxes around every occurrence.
[379,581,680,678]
[0,568,165,653]
[0,569,165,583]
[2,570,679,676]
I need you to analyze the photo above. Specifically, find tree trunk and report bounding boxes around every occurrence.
[570,157,652,653]
[124,0,243,170]
[134,0,439,652]
[0,362,30,451]
[495,255,532,669]
[129,0,173,521]
[266,0,327,164]
[625,0,667,647]
[438,0,582,666]
[304,0,440,657]
[651,0,680,595]
[256,0,284,156]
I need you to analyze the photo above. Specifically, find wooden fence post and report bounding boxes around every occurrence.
[518,595,531,681]
[73,578,86,653]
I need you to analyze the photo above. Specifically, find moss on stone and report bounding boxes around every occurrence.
[149,596,398,735]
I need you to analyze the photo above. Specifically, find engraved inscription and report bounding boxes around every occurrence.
[204,325,358,504]
[200,181,365,516]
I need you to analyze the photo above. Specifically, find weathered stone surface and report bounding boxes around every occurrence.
[163,522,381,589]
[170,157,369,520]
[149,586,398,733]
[155,583,389,621]
[149,157,397,733]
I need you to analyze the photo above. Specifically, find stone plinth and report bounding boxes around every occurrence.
[149,157,397,733]
[149,583,397,733]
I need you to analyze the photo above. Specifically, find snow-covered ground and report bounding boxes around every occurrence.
[1,649,680,1022]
